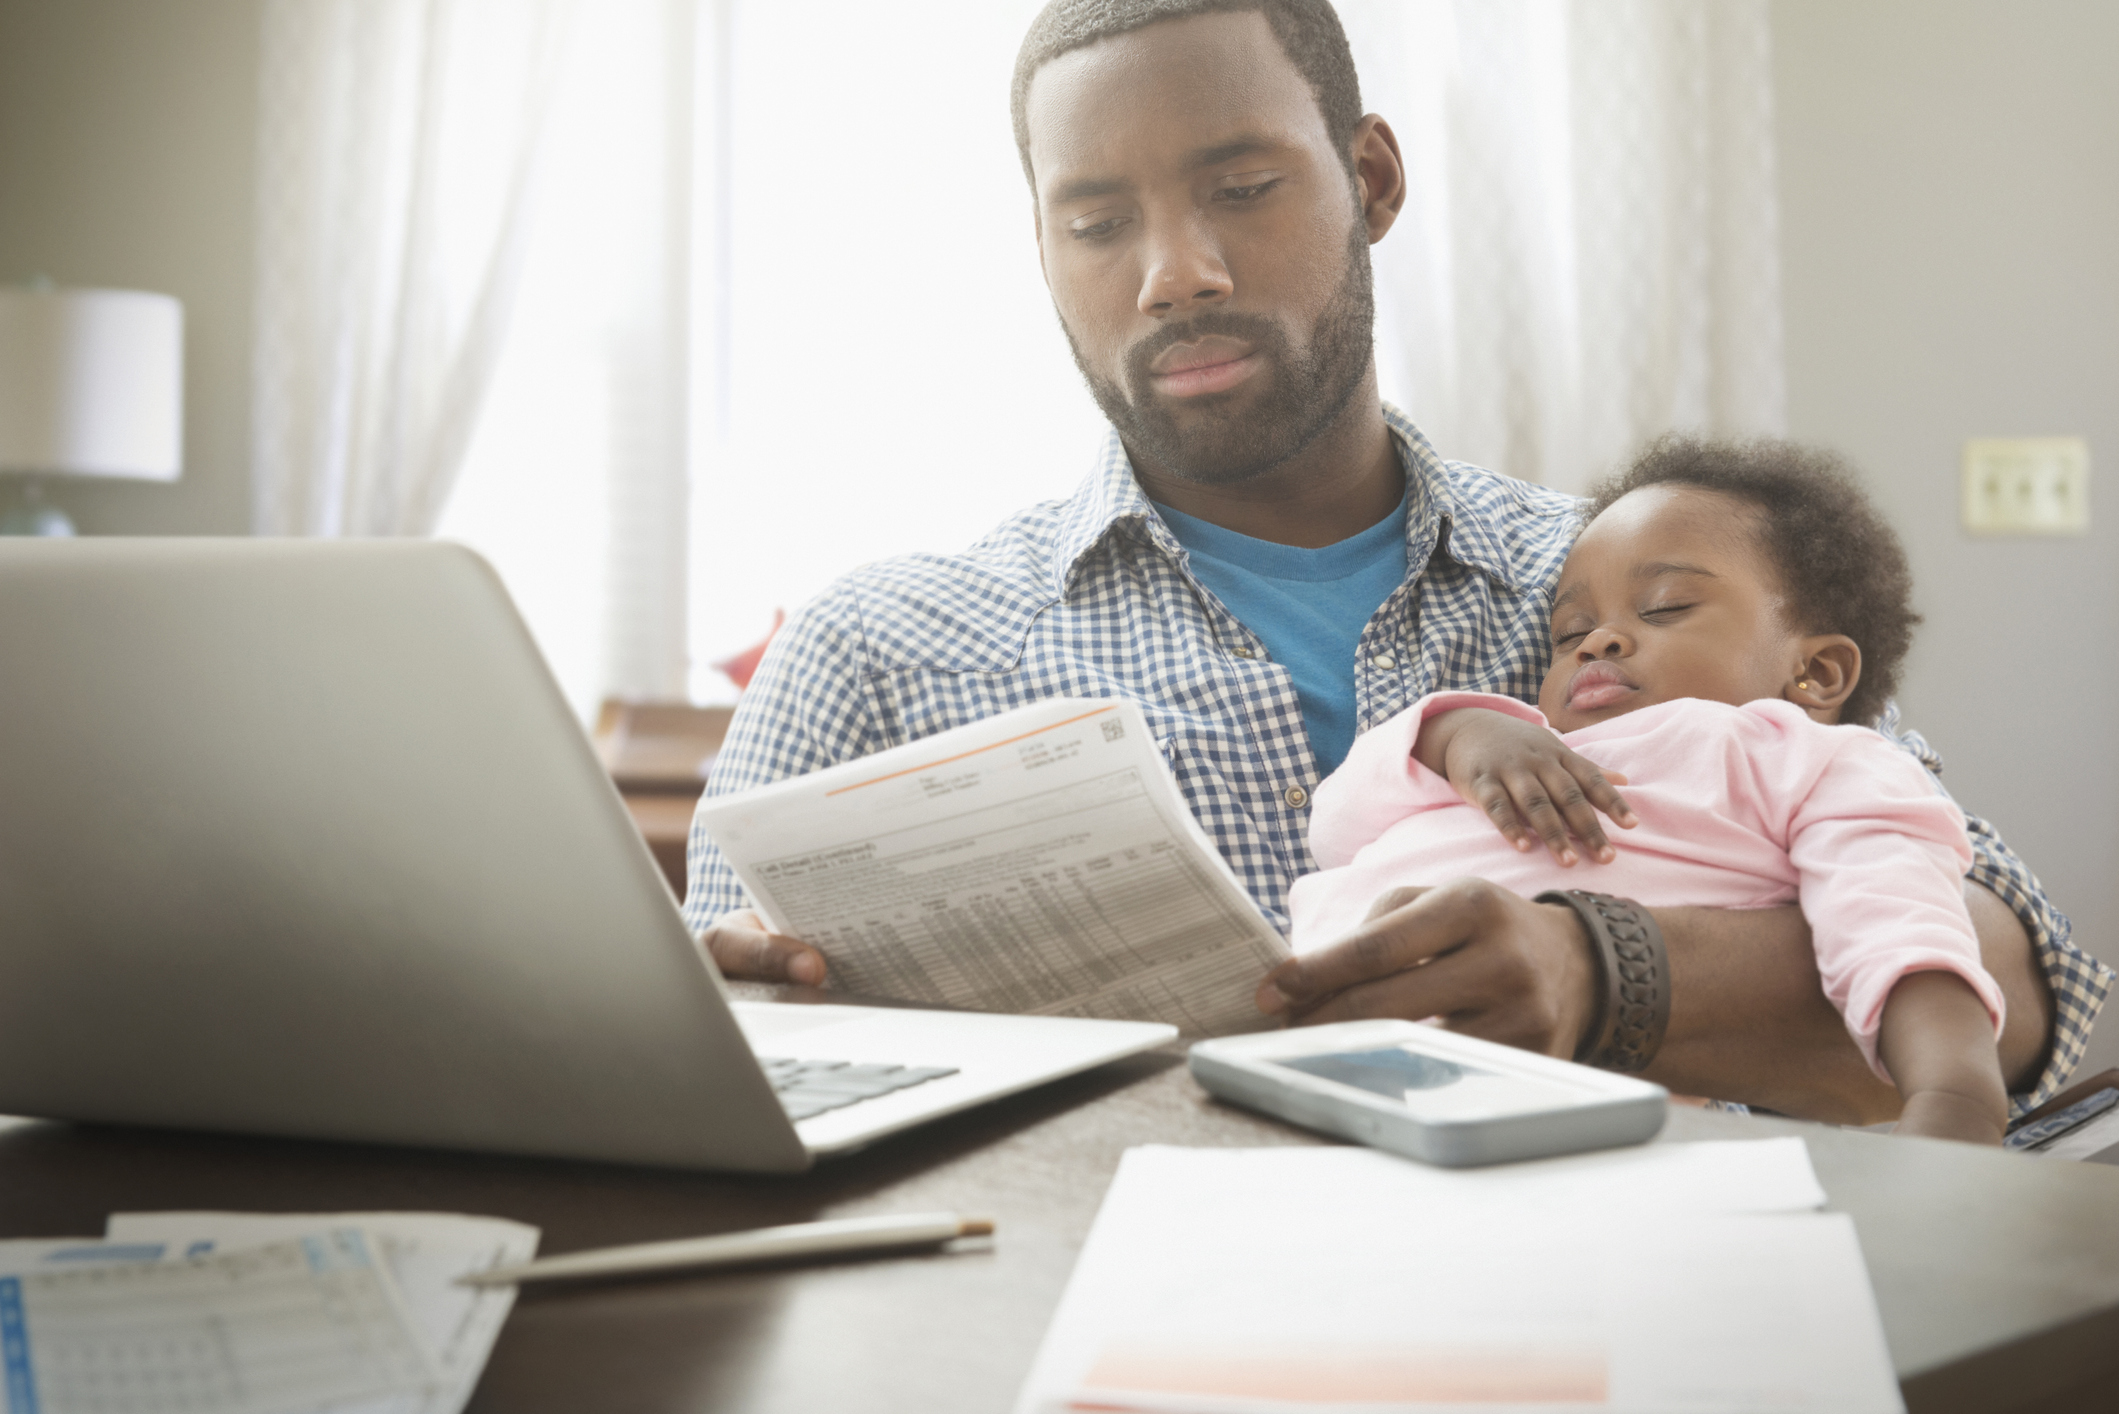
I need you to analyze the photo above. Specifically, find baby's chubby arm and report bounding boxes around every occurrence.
[1772,718,2010,1141]
[1879,971,2008,1144]
[1413,706,1638,866]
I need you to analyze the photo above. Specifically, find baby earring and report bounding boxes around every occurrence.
[1796,679,1814,691]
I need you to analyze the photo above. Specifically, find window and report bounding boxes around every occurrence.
[435,0,1102,716]
[391,0,1781,714]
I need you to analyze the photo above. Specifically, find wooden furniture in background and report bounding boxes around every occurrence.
[592,700,733,899]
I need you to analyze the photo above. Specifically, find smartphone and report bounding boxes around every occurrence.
[1189,1020,1668,1167]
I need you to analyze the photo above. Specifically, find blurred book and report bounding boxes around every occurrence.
[103,1210,540,1414]
[2006,1069,2119,1163]
[0,1211,537,1414]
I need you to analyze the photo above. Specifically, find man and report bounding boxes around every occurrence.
[686,0,2107,1123]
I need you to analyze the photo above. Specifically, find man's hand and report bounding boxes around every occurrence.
[1255,880,1600,1057]
[1255,880,2052,1125]
[1415,709,1635,866]
[697,910,828,986]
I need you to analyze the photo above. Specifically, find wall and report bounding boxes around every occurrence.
[0,0,261,534]
[1773,0,2119,1075]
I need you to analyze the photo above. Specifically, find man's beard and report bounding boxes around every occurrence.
[1064,221,1376,487]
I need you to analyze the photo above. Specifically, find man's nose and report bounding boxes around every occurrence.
[1137,216,1233,317]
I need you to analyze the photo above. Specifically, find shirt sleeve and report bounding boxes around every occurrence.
[1872,700,2113,1115]
[680,581,886,934]
[1308,691,1549,870]
[1775,721,2002,1083]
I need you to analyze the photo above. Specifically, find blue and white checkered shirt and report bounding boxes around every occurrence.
[686,404,2110,1112]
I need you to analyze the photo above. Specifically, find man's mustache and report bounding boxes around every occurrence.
[1124,311,1287,396]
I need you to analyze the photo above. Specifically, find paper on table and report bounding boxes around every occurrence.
[1142,1133,1831,1221]
[105,1211,539,1414]
[1016,1141,1903,1414]
[0,1241,173,1269]
[0,1230,438,1414]
[697,697,1290,1035]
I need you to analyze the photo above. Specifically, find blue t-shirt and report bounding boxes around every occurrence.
[1153,494,1409,776]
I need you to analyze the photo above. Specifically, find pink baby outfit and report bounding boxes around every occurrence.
[1288,692,2004,1078]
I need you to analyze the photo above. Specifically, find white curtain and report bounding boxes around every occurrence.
[1343,0,1785,493]
[253,0,700,716]
[685,0,1105,698]
[251,0,574,537]
[432,0,702,714]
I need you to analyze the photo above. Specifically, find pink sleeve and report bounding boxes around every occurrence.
[1759,709,2004,1082]
[1307,692,1550,869]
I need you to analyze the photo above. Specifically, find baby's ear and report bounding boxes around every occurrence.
[1788,636,1861,722]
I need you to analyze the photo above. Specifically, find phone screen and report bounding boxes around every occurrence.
[1269,1045,1597,1121]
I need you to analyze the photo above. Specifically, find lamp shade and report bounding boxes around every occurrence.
[0,287,183,481]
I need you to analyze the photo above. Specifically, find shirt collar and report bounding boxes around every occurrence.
[1380,403,1528,594]
[1053,403,1533,596]
[1051,428,1176,596]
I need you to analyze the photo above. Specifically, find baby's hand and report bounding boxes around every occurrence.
[1414,709,1635,866]
[1878,972,2009,1147]
[1894,1090,2006,1146]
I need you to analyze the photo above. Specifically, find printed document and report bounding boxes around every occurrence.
[0,1230,437,1414]
[698,697,1290,1035]
[105,1210,538,1414]
[1017,1142,1903,1414]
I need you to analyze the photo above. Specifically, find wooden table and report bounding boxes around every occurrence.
[1,1046,2114,1413]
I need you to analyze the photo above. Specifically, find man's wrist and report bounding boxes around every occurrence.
[1537,890,1671,1073]
[1542,900,1601,1059]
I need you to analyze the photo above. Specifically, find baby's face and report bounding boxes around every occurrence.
[1537,485,1809,732]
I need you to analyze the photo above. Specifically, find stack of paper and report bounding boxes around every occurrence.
[1017,1141,1903,1414]
[0,1211,536,1414]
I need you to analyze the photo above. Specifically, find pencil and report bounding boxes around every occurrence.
[457,1212,996,1287]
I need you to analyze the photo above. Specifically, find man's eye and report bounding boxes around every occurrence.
[1070,216,1129,241]
[1215,178,1281,202]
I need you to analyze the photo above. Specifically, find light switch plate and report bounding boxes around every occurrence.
[1961,438,2090,535]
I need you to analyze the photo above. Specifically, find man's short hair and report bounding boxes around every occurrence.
[1010,0,1365,191]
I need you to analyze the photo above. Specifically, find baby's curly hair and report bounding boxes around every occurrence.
[1583,436,1919,727]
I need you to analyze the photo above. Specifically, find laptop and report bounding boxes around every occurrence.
[0,540,1174,1172]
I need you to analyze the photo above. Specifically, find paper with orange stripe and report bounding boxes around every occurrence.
[1018,1142,1900,1414]
[695,697,1289,1035]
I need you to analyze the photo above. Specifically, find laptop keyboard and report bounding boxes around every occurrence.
[759,1058,960,1122]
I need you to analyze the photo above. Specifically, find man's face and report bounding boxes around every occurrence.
[1026,12,1376,485]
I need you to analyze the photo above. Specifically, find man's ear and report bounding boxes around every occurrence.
[1787,635,1861,723]
[1350,114,1407,242]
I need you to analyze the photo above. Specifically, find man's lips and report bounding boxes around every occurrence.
[1146,336,1260,398]
[1565,659,1640,711]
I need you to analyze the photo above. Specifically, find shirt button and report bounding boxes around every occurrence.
[1372,653,1397,669]
[1284,785,1309,809]
[1231,646,1255,660]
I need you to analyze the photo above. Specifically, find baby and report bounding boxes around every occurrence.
[1287,437,2009,1144]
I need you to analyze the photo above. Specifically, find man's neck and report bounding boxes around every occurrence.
[1128,380,1402,549]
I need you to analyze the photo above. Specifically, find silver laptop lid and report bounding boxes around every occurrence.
[0,539,808,1172]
